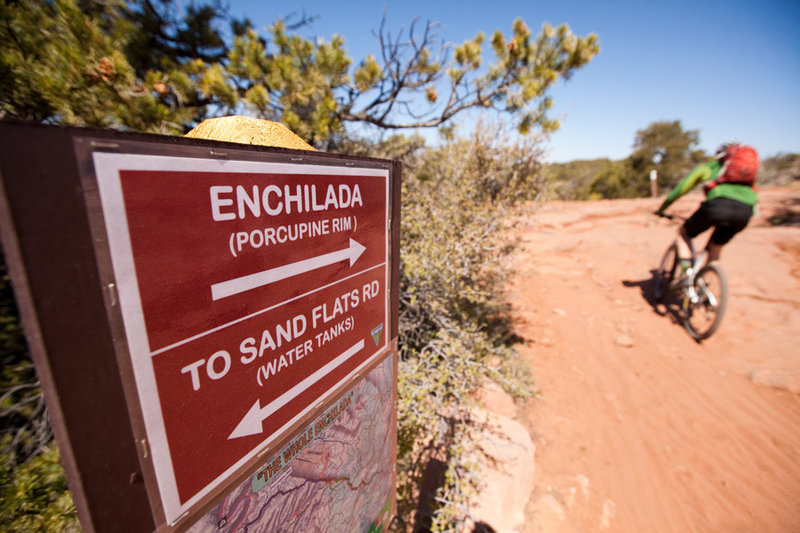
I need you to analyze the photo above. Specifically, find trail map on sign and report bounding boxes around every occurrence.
[187,355,394,533]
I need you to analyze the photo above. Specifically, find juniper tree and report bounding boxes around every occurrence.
[2,1,599,145]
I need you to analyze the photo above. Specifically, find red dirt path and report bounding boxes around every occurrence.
[510,185,800,533]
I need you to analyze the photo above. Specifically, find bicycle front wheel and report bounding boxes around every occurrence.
[683,263,727,341]
[654,243,678,302]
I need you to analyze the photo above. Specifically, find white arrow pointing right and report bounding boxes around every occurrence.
[228,339,365,440]
[211,238,366,301]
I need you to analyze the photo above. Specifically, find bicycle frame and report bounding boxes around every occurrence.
[654,211,728,341]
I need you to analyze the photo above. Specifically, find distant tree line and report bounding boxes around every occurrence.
[546,120,800,200]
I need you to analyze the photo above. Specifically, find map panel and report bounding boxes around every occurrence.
[187,353,395,533]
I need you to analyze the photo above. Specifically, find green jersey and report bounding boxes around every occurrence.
[658,160,758,212]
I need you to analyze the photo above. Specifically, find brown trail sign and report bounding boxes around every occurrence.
[0,122,400,532]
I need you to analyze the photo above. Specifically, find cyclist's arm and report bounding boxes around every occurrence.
[657,162,715,212]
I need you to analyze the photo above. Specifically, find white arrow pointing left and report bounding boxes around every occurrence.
[228,339,365,440]
[211,238,366,301]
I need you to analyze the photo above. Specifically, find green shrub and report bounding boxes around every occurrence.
[0,442,77,532]
[1,251,52,467]
[390,124,539,531]
[1,252,77,530]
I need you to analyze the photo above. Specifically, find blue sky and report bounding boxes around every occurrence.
[225,0,800,162]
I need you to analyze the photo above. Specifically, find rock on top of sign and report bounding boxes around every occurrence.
[185,116,316,152]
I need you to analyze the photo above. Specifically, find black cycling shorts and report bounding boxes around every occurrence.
[683,197,753,245]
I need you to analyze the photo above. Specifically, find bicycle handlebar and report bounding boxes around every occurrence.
[654,211,685,222]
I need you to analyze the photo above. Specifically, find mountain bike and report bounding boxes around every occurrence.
[653,212,728,341]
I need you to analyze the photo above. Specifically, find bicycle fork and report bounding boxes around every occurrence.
[683,287,698,309]
[679,266,698,307]
[695,277,718,307]
[683,275,717,310]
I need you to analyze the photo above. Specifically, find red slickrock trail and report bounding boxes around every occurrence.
[507,186,800,533]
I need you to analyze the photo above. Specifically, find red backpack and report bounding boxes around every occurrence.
[704,144,759,193]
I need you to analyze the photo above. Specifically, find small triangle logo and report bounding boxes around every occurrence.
[371,323,384,346]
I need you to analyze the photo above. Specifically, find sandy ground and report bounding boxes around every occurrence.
[507,185,800,533]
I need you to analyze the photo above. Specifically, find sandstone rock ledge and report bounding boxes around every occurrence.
[464,382,536,533]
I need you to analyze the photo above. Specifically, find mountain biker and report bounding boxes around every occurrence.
[655,142,758,269]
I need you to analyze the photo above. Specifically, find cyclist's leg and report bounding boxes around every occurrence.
[681,202,715,260]
[676,226,693,260]
[706,241,723,263]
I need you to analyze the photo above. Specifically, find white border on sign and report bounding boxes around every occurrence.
[92,153,390,525]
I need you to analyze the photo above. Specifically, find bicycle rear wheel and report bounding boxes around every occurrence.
[654,243,678,302]
[683,263,727,341]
